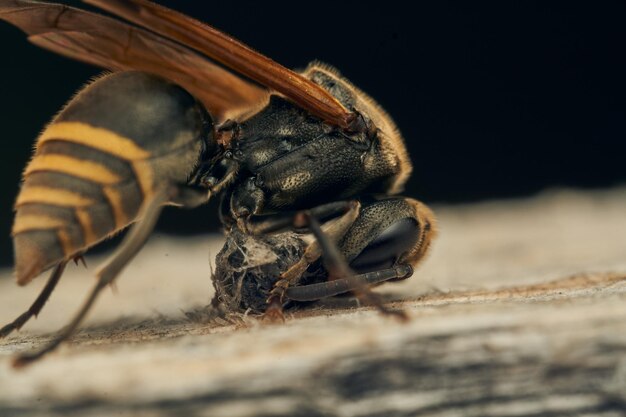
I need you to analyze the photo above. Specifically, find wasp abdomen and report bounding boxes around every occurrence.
[12,72,210,285]
[13,120,155,285]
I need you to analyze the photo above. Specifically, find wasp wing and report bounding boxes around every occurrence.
[0,0,268,121]
[83,0,354,130]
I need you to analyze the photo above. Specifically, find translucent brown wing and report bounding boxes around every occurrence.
[83,0,355,130]
[0,0,268,121]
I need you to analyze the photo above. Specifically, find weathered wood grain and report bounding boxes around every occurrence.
[0,188,625,417]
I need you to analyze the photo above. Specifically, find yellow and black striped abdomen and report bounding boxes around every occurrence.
[12,72,211,285]
[13,121,156,285]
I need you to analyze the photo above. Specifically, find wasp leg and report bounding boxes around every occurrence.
[170,186,211,208]
[263,201,361,321]
[286,197,436,317]
[12,188,171,368]
[246,201,354,235]
[303,212,408,320]
[0,262,67,339]
[286,265,413,301]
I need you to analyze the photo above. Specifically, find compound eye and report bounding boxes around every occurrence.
[350,218,420,274]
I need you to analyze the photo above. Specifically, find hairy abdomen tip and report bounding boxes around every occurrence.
[13,232,62,286]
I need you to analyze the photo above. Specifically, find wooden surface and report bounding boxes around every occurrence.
[0,188,625,417]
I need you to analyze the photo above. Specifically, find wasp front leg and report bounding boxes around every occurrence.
[242,196,436,320]
[262,201,362,321]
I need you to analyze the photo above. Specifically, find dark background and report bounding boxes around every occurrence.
[1,1,625,266]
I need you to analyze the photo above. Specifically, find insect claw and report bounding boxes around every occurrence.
[377,305,410,323]
[266,292,282,303]
[391,309,411,323]
[263,303,285,323]
[12,354,35,369]
[0,324,16,339]
[73,255,88,268]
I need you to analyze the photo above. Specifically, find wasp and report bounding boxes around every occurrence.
[0,0,437,366]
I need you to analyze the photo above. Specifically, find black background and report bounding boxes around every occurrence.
[0,1,625,266]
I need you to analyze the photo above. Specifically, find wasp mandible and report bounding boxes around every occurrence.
[0,0,437,366]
